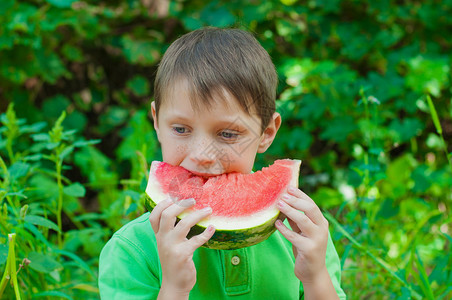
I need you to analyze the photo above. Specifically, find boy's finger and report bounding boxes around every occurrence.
[186,225,216,253]
[149,198,173,233]
[277,200,316,237]
[174,207,213,239]
[281,190,325,226]
[275,219,305,246]
[158,198,196,233]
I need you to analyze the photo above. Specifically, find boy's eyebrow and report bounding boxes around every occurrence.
[165,113,251,129]
[165,113,192,121]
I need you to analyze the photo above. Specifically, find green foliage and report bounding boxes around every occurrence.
[0,104,149,298]
[1,0,451,299]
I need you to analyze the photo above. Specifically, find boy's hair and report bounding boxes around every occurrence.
[154,27,278,133]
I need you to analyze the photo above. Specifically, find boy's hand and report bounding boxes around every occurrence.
[275,187,339,299]
[149,198,215,298]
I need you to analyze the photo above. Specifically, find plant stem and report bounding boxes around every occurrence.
[56,159,63,248]
[6,142,15,165]
[426,95,452,172]
[10,234,21,300]
[0,245,11,296]
[0,233,21,299]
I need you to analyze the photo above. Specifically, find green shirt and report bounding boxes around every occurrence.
[99,213,346,299]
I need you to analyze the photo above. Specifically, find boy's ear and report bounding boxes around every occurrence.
[257,112,281,153]
[151,101,160,138]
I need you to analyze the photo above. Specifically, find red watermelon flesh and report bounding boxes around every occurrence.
[149,159,300,217]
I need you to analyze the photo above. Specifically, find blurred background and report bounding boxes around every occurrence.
[0,0,451,299]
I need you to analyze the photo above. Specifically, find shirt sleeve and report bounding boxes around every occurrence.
[98,233,161,300]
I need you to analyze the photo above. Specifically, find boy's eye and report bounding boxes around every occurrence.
[220,131,238,139]
[173,127,186,134]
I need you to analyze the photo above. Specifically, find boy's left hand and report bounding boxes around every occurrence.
[275,186,330,284]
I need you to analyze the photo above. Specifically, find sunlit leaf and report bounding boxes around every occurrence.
[28,251,63,273]
[63,182,86,197]
[24,215,61,233]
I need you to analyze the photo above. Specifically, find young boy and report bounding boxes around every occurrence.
[99,27,346,299]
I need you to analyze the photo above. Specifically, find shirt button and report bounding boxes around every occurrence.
[231,255,240,265]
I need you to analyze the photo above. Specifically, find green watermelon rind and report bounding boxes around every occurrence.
[143,193,285,250]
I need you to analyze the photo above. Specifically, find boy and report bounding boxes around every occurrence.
[99,27,346,299]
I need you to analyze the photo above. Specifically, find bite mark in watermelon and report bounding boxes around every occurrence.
[145,159,301,249]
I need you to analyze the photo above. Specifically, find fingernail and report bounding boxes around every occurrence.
[275,220,283,226]
[281,194,290,200]
[207,225,215,232]
[277,200,286,208]
[288,186,296,193]
[201,207,212,213]
[178,198,195,207]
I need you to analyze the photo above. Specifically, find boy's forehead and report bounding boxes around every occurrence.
[160,78,259,118]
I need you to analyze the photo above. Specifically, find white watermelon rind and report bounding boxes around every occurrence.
[144,159,301,250]
[143,193,283,250]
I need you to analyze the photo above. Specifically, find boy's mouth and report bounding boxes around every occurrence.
[187,169,222,178]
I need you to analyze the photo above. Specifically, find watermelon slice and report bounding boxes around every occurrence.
[145,159,301,250]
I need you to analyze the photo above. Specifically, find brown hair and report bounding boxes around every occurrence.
[153,27,278,133]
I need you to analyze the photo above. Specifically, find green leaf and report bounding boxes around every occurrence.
[42,95,70,120]
[413,250,436,300]
[287,128,312,151]
[45,0,77,8]
[200,6,235,27]
[116,110,156,160]
[52,248,95,278]
[49,111,67,143]
[0,0,14,12]
[24,223,52,248]
[426,95,442,135]
[59,145,74,160]
[28,251,63,273]
[126,75,150,97]
[0,243,8,265]
[376,198,400,219]
[9,162,30,179]
[320,116,357,142]
[124,190,141,201]
[24,215,61,233]
[312,187,344,209]
[63,110,88,132]
[121,36,160,65]
[73,139,101,148]
[181,16,204,30]
[0,35,14,50]
[63,182,86,197]
[411,165,432,193]
[19,122,47,134]
[31,133,50,142]
[389,118,424,143]
[280,0,297,5]
[406,56,450,97]
[32,291,73,300]
[73,213,106,222]
[74,146,117,186]
[35,49,69,84]
[98,106,129,134]
[61,44,83,62]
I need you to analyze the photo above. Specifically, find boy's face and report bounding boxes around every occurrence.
[151,79,281,176]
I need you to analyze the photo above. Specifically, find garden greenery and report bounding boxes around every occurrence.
[1,0,451,299]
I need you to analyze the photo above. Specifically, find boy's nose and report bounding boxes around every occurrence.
[189,138,217,167]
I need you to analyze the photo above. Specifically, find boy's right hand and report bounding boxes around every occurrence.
[149,198,215,298]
